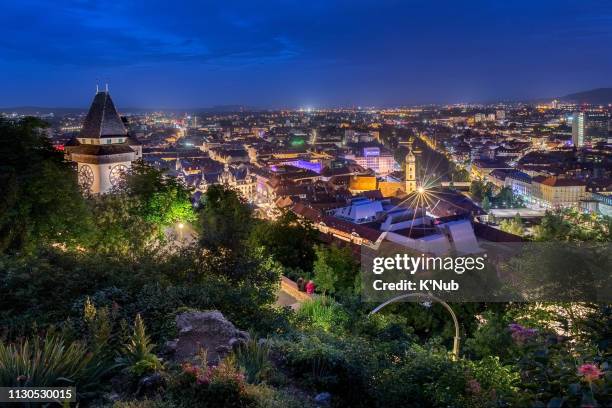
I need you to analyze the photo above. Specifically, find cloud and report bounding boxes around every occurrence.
[0,0,301,68]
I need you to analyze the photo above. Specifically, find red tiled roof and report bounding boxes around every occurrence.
[537,177,586,187]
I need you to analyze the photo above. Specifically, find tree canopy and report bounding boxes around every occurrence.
[0,117,92,254]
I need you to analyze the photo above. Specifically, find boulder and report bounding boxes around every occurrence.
[136,373,164,396]
[169,310,250,364]
[315,392,332,406]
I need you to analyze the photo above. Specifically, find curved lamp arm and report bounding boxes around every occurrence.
[369,292,460,360]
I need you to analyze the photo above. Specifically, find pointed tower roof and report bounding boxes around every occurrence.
[79,91,127,139]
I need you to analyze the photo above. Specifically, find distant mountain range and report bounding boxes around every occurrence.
[559,88,612,105]
[0,105,261,115]
[3,89,612,114]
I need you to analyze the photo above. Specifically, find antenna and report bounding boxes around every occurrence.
[105,83,109,92]
[96,78,99,93]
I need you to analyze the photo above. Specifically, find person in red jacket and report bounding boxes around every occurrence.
[305,280,316,295]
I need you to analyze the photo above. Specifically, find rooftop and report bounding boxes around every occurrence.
[79,91,127,139]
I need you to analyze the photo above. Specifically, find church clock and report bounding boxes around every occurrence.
[78,164,94,190]
[109,164,128,186]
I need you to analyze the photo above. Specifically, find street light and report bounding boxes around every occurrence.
[178,222,184,241]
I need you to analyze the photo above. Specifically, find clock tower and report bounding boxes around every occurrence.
[399,136,417,194]
[66,88,141,194]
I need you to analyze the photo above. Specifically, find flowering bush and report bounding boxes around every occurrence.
[167,353,252,408]
[505,323,610,407]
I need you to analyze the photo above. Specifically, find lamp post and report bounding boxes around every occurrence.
[178,222,184,241]
[369,292,461,360]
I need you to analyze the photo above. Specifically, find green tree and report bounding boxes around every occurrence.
[500,214,524,236]
[249,210,318,271]
[312,244,359,295]
[481,195,491,212]
[0,117,92,254]
[122,161,196,228]
[534,209,610,242]
[492,187,524,209]
[86,162,196,255]
[470,180,492,202]
[197,184,253,251]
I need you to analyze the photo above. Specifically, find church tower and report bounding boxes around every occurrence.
[67,88,141,194]
[404,136,417,194]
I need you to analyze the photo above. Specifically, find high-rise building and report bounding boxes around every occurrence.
[572,112,586,147]
[66,88,141,194]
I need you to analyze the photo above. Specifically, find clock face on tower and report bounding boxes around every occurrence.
[109,164,128,186]
[78,164,94,190]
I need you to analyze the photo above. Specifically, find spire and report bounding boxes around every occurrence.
[79,90,127,139]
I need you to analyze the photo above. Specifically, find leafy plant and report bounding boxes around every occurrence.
[121,314,162,377]
[0,334,92,387]
[232,336,273,384]
[296,296,349,333]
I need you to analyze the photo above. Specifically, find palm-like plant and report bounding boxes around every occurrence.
[0,335,92,387]
[121,314,162,376]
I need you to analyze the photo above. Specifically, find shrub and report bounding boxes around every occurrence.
[167,353,253,408]
[244,383,315,408]
[371,344,471,408]
[295,296,349,333]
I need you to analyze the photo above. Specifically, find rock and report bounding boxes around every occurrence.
[314,392,331,406]
[107,392,121,402]
[163,340,178,354]
[229,337,246,351]
[136,373,164,396]
[171,310,250,364]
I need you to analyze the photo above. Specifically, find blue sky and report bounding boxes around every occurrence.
[1,0,612,108]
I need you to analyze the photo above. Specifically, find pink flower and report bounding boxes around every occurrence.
[467,379,481,394]
[578,363,602,382]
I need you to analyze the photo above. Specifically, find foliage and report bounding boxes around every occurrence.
[464,310,514,360]
[0,117,92,254]
[121,314,162,377]
[232,336,273,384]
[0,334,104,389]
[471,181,523,209]
[533,208,611,242]
[122,161,196,228]
[470,180,492,202]
[243,383,315,408]
[494,186,524,208]
[167,353,252,408]
[249,210,318,271]
[499,213,524,236]
[312,244,359,295]
[86,162,196,255]
[295,296,349,333]
[197,184,253,251]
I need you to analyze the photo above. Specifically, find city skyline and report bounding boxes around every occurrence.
[2,0,612,108]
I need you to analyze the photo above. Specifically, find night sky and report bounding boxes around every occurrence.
[2,0,612,108]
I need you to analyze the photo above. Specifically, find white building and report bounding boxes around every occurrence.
[572,112,586,147]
